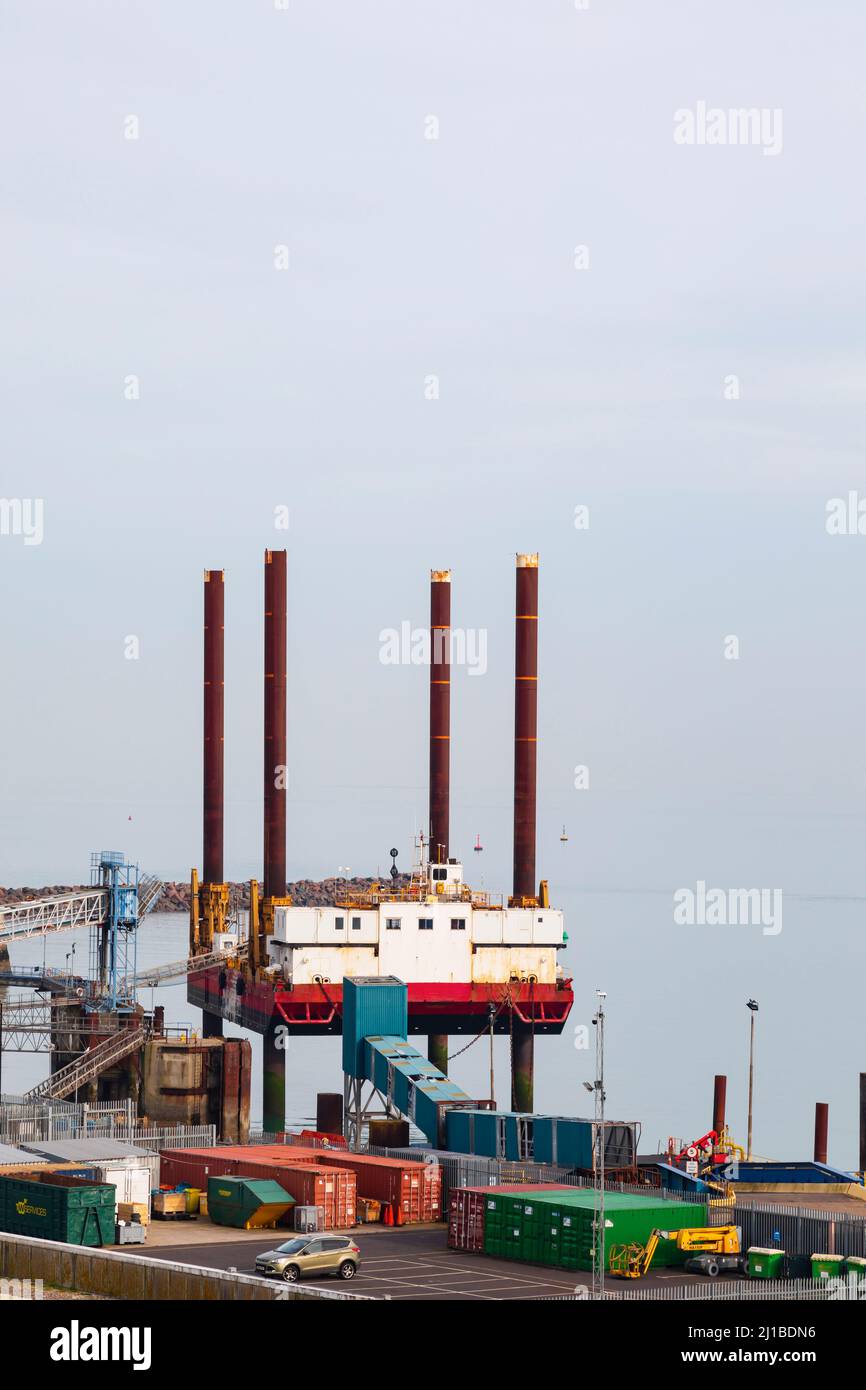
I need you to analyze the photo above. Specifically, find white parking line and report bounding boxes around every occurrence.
[362,1254,577,1284]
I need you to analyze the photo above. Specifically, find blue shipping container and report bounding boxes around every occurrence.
[342,976,408,1078]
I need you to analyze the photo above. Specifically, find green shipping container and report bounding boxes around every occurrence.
[482,1189,706,1271]
[0,1171,116,1247]
[747,1247,785,1279]
[207,1175,294,1229]
[811,1253,844,1281]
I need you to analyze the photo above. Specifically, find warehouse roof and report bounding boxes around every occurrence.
[0,1143,40,1167]
[20,1139,158,1163]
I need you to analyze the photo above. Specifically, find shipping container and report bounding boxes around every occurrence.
[231,1142,441,1224]
[308,1149,441,1222]
[0,1171,116,1246]
[207,1176,294,1230]
[532,1117,637,1171]
[448,1184,569,1252]
[444,1110,524,1160]
[445,1112,638,1171]
[342,976,407,1078]
[159,1149,355,1229]
[480,1189,706,1271]
[92,1165,151,1219]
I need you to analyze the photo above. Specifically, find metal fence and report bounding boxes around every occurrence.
[609,1275,866,1302]
[122,1125,217,1151]
[707,1200,866,1259]
[1,1095,214,1152]
[360,1144,707,1205]
[1,1097,137,1144]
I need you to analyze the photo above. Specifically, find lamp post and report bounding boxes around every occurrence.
[585,988,607,1299]
[746,999,759,1160]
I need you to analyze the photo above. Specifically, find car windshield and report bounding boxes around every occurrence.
[275,1240,310,1255]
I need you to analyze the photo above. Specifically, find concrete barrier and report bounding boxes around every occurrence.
[0,1233,371,1301]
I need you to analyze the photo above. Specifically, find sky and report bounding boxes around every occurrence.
[2,1,866,1164]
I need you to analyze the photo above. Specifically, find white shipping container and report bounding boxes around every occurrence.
[95,1164,151,1216]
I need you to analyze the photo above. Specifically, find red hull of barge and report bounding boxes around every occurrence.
[188,966,573,1037]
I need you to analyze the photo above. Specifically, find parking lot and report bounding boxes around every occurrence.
[148,1225,705,1300]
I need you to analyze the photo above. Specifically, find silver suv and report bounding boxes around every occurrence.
[255,1235,361,1283]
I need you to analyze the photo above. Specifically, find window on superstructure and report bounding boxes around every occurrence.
[334,916,344,930]
[450,917,466,931]
[385,917,401,930]
[419,917,433,931]
[351,917,361,930]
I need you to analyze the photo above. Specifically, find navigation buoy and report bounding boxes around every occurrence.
[474,834,483,853]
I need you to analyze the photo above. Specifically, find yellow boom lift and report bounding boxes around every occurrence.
[609,1225,744,1279]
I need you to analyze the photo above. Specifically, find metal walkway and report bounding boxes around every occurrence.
[134,944,247,989]
[0,889,108,944]
[0,875,165,945]
[23,1025,149,1101]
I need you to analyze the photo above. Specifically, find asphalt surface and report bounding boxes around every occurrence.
[145,1225,708,1300]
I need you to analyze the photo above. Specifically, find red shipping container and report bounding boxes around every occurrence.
[223,1143,440,1223]
[308,1151,442,1223]
[159,1149,356,1229]
[160,1144,440,1225]
[448,1184,568,1252]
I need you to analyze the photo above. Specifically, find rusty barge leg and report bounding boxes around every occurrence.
[510,1025,534,1114]
[262,550,288,1129]
[202,569,225,1038]
[263,1021,286,1136]
[512,553,538,901]
[264,549,288,900]
[428,1034,449,1076]
[510,554,539,1112]
[428,568,451,1072]
[429,568,451,866]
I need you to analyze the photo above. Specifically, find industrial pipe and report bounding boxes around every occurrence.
[713,1074,727,1134]
[429,569,451,866]
[814,1102,829,1166]
[263,549,288,901]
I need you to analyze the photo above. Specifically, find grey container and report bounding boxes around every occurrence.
[294,1204,325,1233]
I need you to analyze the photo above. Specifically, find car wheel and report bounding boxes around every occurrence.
[338,1260,356,1280]
[705,1261,720,1278]
[282,1265,301,1283]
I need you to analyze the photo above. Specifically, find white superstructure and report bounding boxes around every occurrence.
[266,859,566,988]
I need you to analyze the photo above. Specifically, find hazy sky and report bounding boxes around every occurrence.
[2,2,866,1163]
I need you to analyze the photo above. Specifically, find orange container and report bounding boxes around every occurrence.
[159,1149,356,1229]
